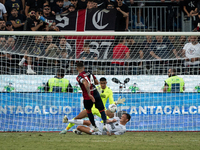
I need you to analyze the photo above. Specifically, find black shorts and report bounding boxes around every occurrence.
[84,90,105,111]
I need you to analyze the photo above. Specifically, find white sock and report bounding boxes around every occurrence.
[68,119,84,125]
[28,65,31,70]
[19,57,26,64]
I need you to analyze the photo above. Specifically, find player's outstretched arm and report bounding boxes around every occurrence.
[94,79,99,85]
[107,119,117,124]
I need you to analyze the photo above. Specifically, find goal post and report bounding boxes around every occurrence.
[0,31,200,131]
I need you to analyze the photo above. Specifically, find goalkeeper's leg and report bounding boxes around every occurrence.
[66,118,75,130]
[92,108,110,120]
[60,110,88,134]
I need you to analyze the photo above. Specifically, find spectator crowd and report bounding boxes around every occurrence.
[0,0,199,32]
[110,34,200,75]
[0,0,129,31]
[0,33,199,75]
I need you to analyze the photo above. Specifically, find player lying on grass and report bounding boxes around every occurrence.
[62,113,131,135]
[60,77,125,134]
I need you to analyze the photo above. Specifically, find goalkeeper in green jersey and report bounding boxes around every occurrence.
[60,77,125,134]
[194,83,200,92]
[2,83,16,92]
[129,83,141,93]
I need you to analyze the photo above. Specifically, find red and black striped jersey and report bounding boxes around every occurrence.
[76,71,97,100]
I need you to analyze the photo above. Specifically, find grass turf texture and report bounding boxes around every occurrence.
[0,132,199,150]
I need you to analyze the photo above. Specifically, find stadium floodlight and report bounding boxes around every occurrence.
[112,78,121,84]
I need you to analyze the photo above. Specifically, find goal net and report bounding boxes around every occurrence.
[0,31,200,131]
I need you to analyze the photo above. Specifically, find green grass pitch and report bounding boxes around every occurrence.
[0,132,199,150]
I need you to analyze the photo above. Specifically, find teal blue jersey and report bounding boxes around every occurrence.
[195,86,200,92]
[4,86,15,92]
[37,86,45,92]
[129,86,139,93]
[73,86,81,93]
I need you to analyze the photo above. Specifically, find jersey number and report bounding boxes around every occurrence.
[84,75,95,85]
[171,83,180,92]
[52,86,62,92]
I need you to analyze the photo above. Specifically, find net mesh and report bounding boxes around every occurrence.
[0,32,200,131]
[1,34,199,75]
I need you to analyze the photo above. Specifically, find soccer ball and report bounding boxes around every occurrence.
[108,104,117,113]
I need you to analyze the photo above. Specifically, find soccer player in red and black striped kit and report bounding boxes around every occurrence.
[76,62,107,132]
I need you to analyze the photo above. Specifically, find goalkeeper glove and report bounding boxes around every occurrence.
[115,96,126,105]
